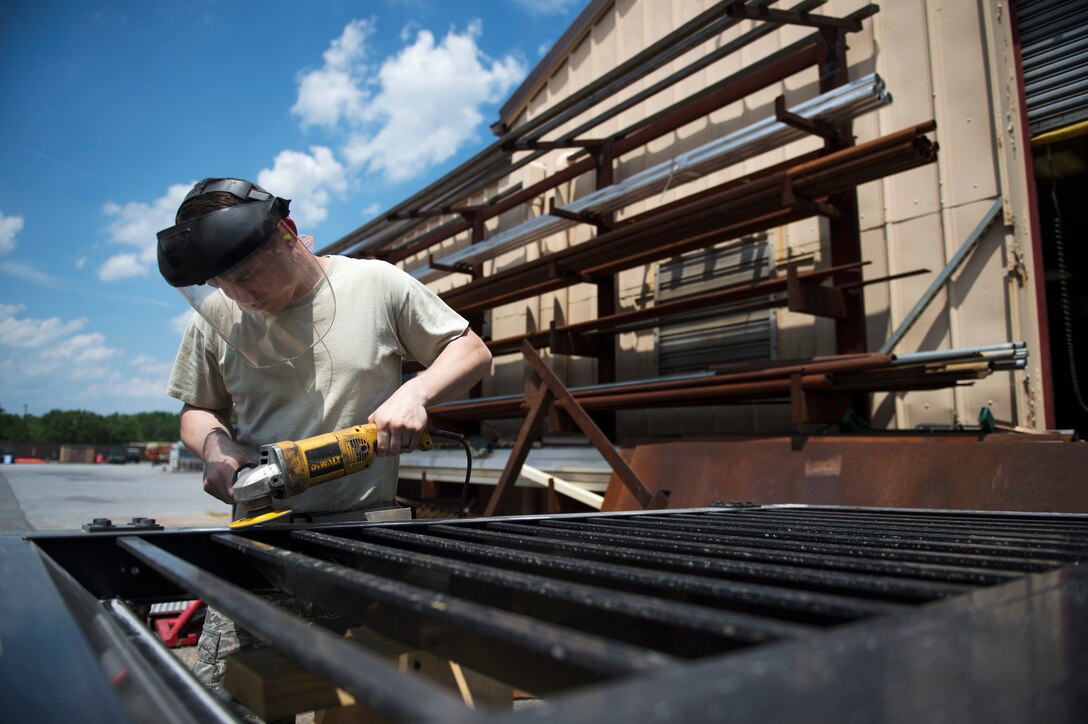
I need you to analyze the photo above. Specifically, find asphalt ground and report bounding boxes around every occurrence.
[0,461,230,532]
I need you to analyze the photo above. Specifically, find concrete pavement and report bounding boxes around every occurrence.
[0,462,230,532]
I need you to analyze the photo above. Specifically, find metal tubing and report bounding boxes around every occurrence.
[115,537,472,723]
[438,123,935,312]
[290,530,814,647]
[680,511,1088,551]
[420,74,891,279]
[104,599,237,724]
[568,518,1060,572]
[209,533,676,693]
[501,520,1018,585]
[471,522,974,600]
[602,514,1087,561]
[351,526,907,622]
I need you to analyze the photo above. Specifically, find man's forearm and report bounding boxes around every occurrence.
[409,330,493,407]
[180,404,234,460]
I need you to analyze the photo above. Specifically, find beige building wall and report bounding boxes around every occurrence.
[399,0,1045,436]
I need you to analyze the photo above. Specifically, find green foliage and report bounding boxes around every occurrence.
[0,407,180,444]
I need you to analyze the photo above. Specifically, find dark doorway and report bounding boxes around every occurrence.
[1034,133,1088,437]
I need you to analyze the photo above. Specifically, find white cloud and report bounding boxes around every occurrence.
[0,304,86,349]
[292,19,373,129]
[256,147,348,228]
[362,202,381,217]
[0,260,63,288]
[0,305,172,407]
[99,182,193,281]
[0,211,24,255]
[295,19,525,185]
[98,253,146,282]
[85,371,170,400]
[514,0,582,15]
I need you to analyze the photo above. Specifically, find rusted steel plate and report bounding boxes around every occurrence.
[601,436,1088,513]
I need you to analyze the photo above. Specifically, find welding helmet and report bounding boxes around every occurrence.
[157,178,336,368]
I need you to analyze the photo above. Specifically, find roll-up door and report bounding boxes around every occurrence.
[655,239,775,375]
[1016,0,1088,137]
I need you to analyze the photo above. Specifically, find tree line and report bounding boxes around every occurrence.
[0,408,181,444]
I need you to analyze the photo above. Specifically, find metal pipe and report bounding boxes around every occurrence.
[891,341,1026,365]
[600,515,1084,561]
[291,530,812,646]
[115,537,472,723]
[210,533,676,693]
[529,520,1026,582]
[441,523,968,602]
[416,74,892,280]
[353,526,904,622]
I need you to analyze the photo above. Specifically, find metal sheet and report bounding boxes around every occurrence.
[601,436,1088,513]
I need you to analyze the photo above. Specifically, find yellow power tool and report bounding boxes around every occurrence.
[230,424,433,529]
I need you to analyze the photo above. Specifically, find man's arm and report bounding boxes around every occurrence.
[369,329,492,456]
[180,403,253,504]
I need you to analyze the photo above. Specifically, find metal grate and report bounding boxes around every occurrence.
[5,504,1088,722]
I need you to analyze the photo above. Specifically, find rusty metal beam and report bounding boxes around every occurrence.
[439,124,935,316]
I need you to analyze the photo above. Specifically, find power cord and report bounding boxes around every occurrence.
[427,429,474,518]
[1047,146,1088,414]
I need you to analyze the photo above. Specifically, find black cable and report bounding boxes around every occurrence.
[427,429,473,518]
[1047,146,1088,414]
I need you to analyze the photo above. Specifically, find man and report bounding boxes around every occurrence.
[158,177,490,517]
[156,177,491,696]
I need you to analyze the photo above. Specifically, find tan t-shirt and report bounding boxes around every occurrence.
[167,256,469,514]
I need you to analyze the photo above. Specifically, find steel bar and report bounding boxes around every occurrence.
[427,349,1007,421]
[676,511,1088,551]
[561,518,1060,572]
[104,599,237,724]
[483,566,1088,724]
[115,537,472,723]
[760,507,1088,533]
[603,514,1088,560]
[483,261,863,357]
[518,341,664,509]
[418,74,892,280]
[437,123,935,314]
[492,521,1019,585]
[484,376,554,517]
[879,197,1005,353]
[891,340,1025,365]
[210,533,676,693]
[348,526,907,622]
[468,522,974,600]
[290,530,814,649]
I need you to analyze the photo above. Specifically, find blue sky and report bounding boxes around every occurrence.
[0,0,583,417]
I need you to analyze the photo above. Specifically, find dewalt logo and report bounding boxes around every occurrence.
[309,454,343,474]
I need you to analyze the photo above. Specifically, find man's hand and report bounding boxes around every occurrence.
[368,386,429,457]
[200,429,253,504]
[369,330,491,457]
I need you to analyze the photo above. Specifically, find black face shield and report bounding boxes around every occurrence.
[156,196,291,287]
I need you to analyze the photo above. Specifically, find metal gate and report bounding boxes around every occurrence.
[3,505,1087,722]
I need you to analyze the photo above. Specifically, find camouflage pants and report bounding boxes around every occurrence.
[192,605,256,696]
[193,596,348,713]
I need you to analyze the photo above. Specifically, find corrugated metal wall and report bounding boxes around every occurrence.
[405,0,1045,436]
